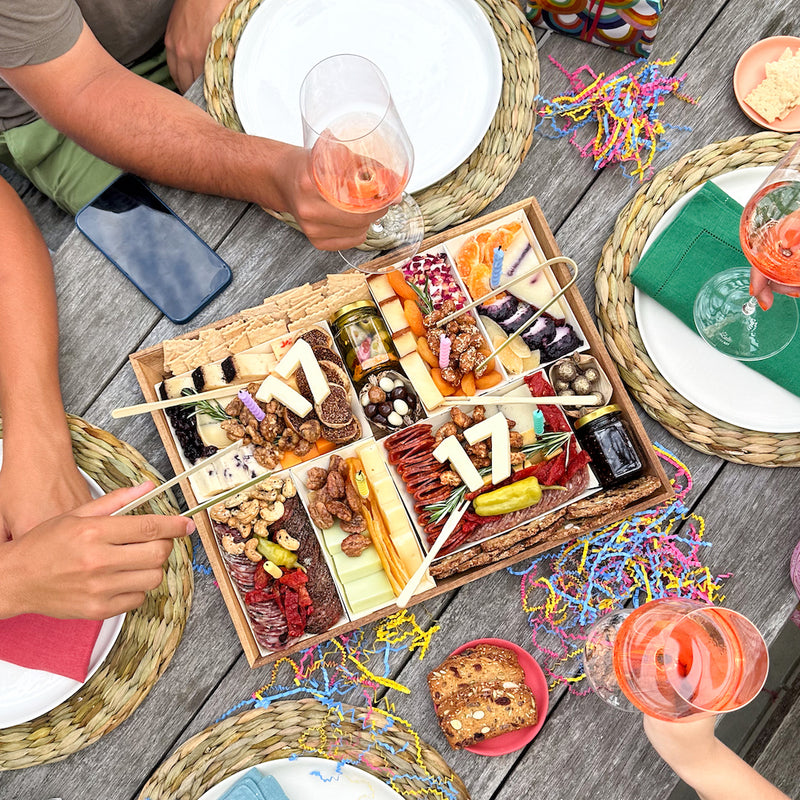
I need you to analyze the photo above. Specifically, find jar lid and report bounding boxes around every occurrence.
[330,300,377,325]
[574,404,621,430]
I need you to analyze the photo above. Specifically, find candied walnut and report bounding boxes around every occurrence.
[293,438,313,457]
[466,441,488,459]
[326,498,353,522]
[253,445,281,469]
[458,312,477,328]
[245,423,265,446]
[277,429,300,451]
[220,420,245,441]
[305,467,328,490]
[509,432,524,448]
[340,533,371,557]
[326,469,346,499]
[423,308,445,328]
[441,299,458,315]
[446,320,460,336]
[468,330,484,348]
[458,348,481,374]
[225,398,244,417]
[260,414,282,439]
[329,454,346,476]
[452,332,474,355]
[434,421,459,444]
[309,500,334,529]
[263,399,280,414]
[510,451,526,466]
[298,419,322,442]
[472,456,491,468]
[425,330,442,354]
[345,481,362,513]
[238,408,257,428]
[472,405,486,423]
[246,382,260,395]
[441,366,461,386]
[340,514,367,534]
[449,407,472,430]
[440,470,463,487]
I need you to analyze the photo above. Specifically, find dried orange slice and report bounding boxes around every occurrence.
[456,237,480,277]
[467,262,493,299]
[476,230,493,264]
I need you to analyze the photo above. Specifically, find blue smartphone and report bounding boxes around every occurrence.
[75,174,232,324]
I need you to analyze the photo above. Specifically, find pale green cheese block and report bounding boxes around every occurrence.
[332,546,383,583]
[345,570,396,614]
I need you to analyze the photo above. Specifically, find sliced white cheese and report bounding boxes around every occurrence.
[464,411,511,486]
[255,375,312,417]
[197,415,235,448]
[502,229,568,318]
[393,331,417,358]
[433,436,484,492]
[190,445,268,499]
[200,363,231,390]
[273,339,331,403]
[382,299,409,334]
[399,352,443,411]
[368,274,395,304]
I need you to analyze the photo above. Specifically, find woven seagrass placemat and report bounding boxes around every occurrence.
[0,415,193,770]
[204,0,538,236]
[139,699,470,800]
[595,131,800,467]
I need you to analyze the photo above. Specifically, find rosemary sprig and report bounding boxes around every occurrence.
[425,430,574,523]
[181,388,232,422]
[409,275,436,316]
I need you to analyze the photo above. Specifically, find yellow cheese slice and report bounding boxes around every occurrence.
[381,299,410,334]
[399,352,444,410]
[333,546,383,582]
[392,331,417,357]
[231,353,274,381]
[162,374,195,400]
[368,274,395,304]
[345,570,395,614]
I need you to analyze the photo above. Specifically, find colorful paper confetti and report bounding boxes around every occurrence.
[218,610,457,799]
[509,443,729,693]
[535,55,697,180]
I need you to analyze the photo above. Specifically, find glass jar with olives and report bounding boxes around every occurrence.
[359,370,421,436]
[330,301,399,386]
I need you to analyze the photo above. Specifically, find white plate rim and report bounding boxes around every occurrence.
[633,166,800,434]
[230,0,503,194]
[197,755,404,800]
[0,441,125,729]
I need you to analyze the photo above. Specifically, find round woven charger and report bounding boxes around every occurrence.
[0,415,193,771]
[203,0,539,236]
[139,699,470,800]
[596,131,800,467]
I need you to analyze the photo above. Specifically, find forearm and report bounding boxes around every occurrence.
[2,26,293,213]
[0,180,71,455]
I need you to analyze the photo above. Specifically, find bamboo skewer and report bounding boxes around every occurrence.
[181,472,272,518]
[439,393,602,408]
[395,500,470,609]
[111,383,251,419]
[111,442,243,516]
[436,256,577,327]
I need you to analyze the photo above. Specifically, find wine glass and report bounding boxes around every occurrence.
[583,598,769,721]
[299,54,425,273]
[693,139,800,360]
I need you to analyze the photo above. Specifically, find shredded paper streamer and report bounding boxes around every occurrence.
[536,55,697,180]
[509,443,729,693]
[218,610,457,799]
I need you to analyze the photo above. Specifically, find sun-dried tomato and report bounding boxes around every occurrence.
[244,589,272,606]
[253,566,269,590]
[282,587,307,637]
[279,569,308,590]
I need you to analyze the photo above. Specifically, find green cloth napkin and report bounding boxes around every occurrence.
[631,181,800,398]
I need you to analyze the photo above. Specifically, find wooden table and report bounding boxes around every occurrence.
[3,1,799,797]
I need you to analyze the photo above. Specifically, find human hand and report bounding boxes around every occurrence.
[271,145,386,251]
[749,265,800,311]
[643,713,719,786]
[1,483,194,620]
[0,439,92,541]
[165,0,231,93]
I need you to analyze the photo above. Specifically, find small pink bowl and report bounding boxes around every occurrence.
[442,637,549,756]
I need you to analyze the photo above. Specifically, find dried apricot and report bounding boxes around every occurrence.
[431,368,457,396]
[387,269,419,301]
[476,370,503,390]
[404,299,426,337]
[417,336,439,368]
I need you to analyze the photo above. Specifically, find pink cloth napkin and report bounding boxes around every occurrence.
[0,614,103,682]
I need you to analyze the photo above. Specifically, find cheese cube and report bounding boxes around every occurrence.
[393,331,417,357]
[345,570,395,614]
[274,339,331,403]
[231,352,274,381]
[162,375,195,400]
[400,353,444,410]
[255,375,312,417]
[368,274,396,304]
[381,299,410,335]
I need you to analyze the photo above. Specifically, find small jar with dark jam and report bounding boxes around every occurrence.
[574,405,644,489]
[330,300,399,386]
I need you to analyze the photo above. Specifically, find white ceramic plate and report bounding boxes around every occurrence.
[0,441,125,729]
[232,0,502,194]
[634,166,800,433]
[198,756,404,800]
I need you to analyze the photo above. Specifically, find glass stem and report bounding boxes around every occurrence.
[742,296,759,316]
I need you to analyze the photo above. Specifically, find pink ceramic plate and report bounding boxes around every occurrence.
[733,36,800,133]
[446,637,548,756]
